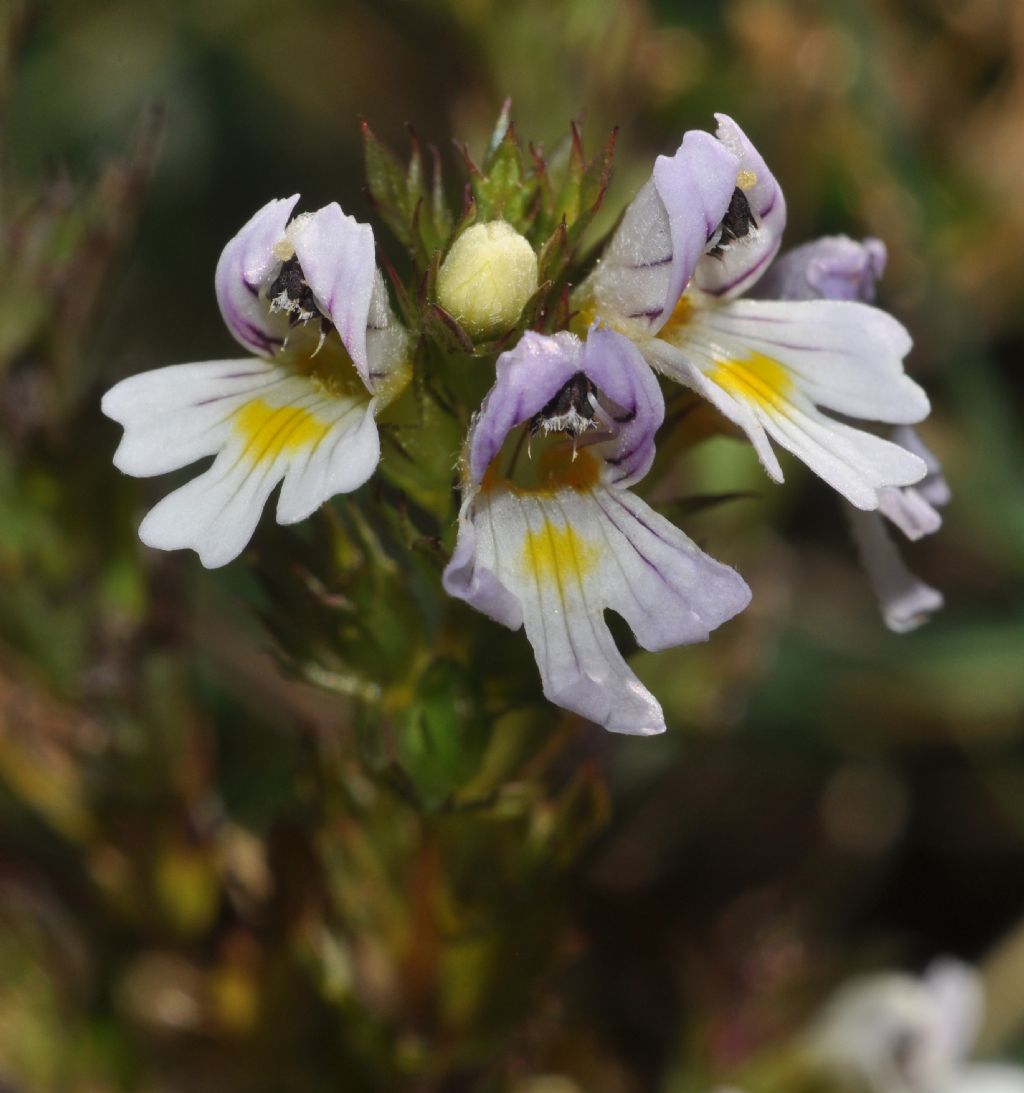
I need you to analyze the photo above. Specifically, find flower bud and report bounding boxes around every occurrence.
[436,221,538,337]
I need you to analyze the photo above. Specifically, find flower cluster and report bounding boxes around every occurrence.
[103,113,942,735]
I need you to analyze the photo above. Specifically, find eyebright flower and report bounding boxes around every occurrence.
[760,235,949,632]
[102,197,410,567]
[575,114,931,511]
[808,959,1024,1093]
[442,326,751,735]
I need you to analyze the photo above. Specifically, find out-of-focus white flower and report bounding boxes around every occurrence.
[808,959,1024,1093]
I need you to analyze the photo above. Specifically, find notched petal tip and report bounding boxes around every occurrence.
[122,368,381,568]
[274,398,381,526]
[444,470,750,735]
[846,504,944,633]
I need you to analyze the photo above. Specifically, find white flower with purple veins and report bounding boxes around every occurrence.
[758,234,949,632]
[442,326,751,736]
[102,197,410,567]
[809,959,1024,1093]
[576,114,932,510]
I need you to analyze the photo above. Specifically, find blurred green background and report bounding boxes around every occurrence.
[2,0,1024,1089]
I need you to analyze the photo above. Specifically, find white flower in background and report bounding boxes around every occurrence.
[757,235,949,632]
[102,197,410,567]
[808,959,1024,1093]
[442,326,751,735]
[575,114,931,511]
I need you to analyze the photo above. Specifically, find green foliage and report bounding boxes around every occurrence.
[364,102,618,355]
[362,118,452,267]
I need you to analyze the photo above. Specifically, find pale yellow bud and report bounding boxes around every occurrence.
[436,221,538,337]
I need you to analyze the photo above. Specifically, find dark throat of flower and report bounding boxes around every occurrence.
[262,256,368,399]
[268,256,336,353]
[483,373,633,495]
[705,186,756,258]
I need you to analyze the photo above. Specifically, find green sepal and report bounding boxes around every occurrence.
[362,120,449,268]
[536,218,569,285]
[468,121,537,229]
[422,302,476,357]
[362,118,416,251]
[429,143,453,243]
[482,97,513,168]
[544,123,618,257]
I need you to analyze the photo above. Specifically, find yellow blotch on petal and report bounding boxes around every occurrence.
[709,352,791,410]
[234,399,331,464]
[521,520,599,589]
[569,300,598,338]
[660,293,694,337]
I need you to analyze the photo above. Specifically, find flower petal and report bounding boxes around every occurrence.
[753,234,887,303]
[467,330,585,485]
[878,484,943,541]
[650,297,930,508]
[134,373,377,567]
[678,298,928,424]
[443,483,749,734]
[275,396,379,525]
[588,487,752,648]
[468,327,664,489]
[693,114,787,299]
[846,506,943,632]
[102,358,284,477]
[442,506,524,632]
[923,959,984,1071]
[647,335,928,507]
[652,128,743,322]
[215,196,299,356]
[642,338,785,482]
[809,973,948,1090]
[287,203,377,385]
[892,425,951,508]
[582,131,737,333]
